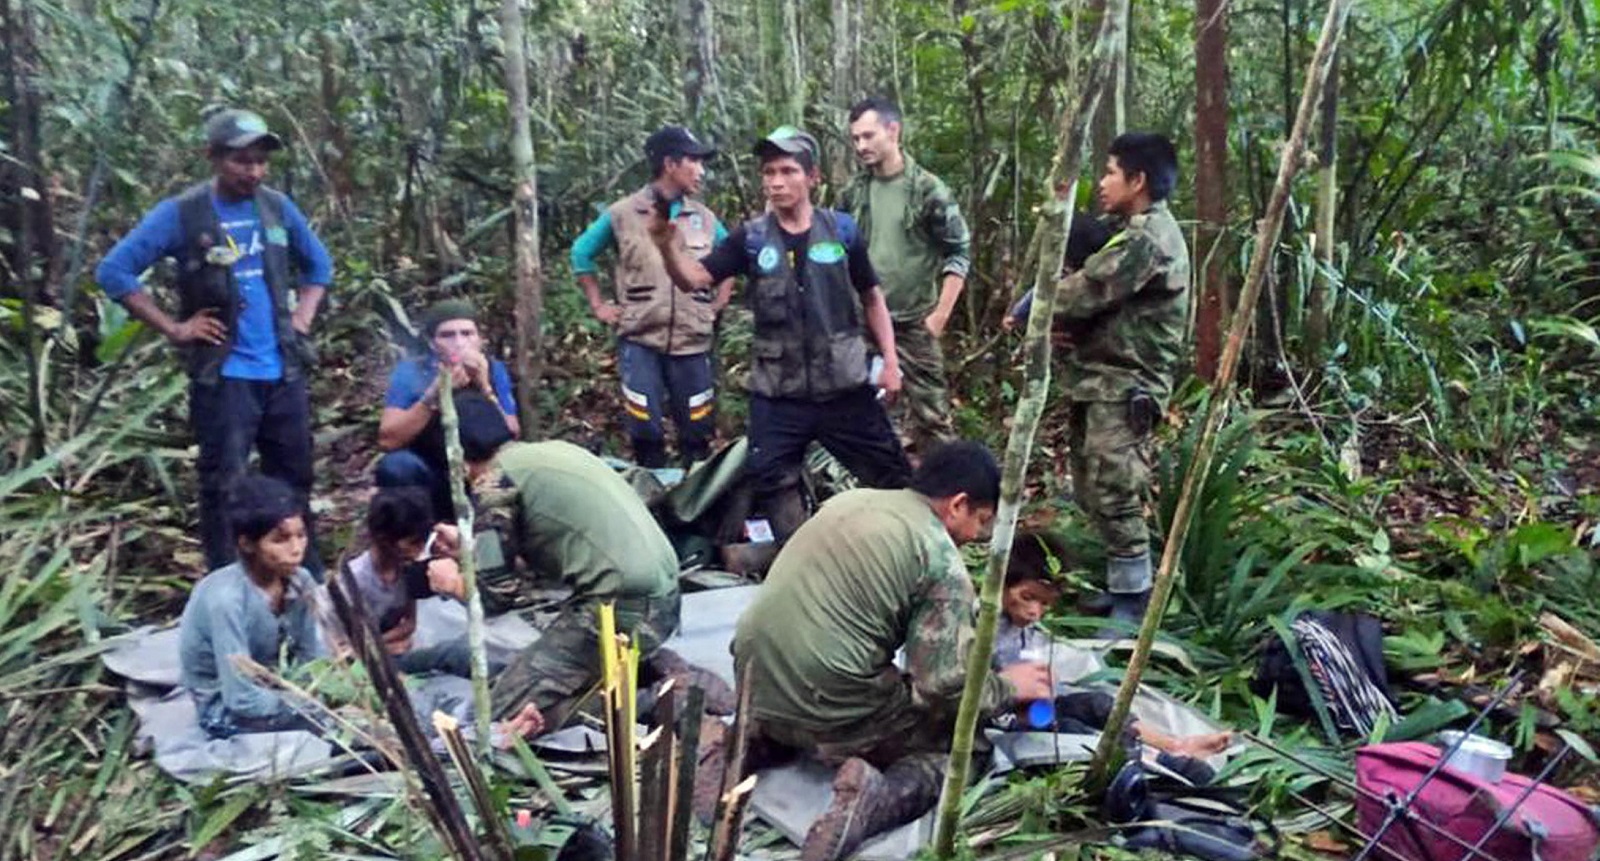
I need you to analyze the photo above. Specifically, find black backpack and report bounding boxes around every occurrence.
[1105,755,1279,860]
[1251,610,1396,738]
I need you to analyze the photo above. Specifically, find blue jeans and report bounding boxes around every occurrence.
[618,339,715,467]
[190,376,321,578]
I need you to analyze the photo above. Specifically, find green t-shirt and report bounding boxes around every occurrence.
[732,488,1011,730]
[865,173,943,322]
[474,440,678,612]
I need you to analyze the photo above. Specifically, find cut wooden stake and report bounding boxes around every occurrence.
[708,664,755,861]
[1085,0,1357,789]
[669,685,706,861]
[435,712,517,861]
[708,775,758,861]
[637,726,670,861]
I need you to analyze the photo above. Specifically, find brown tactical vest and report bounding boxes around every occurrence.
[607,187,720,355]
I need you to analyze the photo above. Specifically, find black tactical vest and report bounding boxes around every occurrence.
[743,210,870,400]
[174,182,306,384]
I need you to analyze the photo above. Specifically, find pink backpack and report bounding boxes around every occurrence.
[1355,743,1599,861]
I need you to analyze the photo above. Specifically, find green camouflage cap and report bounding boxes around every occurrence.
[204,109,284,152]
[753,126,820,164]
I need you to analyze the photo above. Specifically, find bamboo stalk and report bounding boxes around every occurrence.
[438,368,493,751]
[1085,0,1357,788]
[930,0,1127,855]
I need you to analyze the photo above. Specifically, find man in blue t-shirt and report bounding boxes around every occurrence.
[96,108,334,575]
[376,299,519,514]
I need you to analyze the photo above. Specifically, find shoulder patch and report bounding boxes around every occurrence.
[757,245,780,273]
[265,225,288,246]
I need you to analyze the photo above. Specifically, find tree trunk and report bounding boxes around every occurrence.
[500,0,544,438]
[678,0,719,121]
[930,0,1127,854]
[1085,0,1355,789]
[318,31,356,216]
[783,0,806,123]
[829,0,858,186]
[1193,0,1229,381]
[1303,46,1339,367]
[1,0,52,460]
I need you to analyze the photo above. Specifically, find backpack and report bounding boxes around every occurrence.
[1356,742,1600,861]
[1104,755,1279,861]
[1252,610,1396,738]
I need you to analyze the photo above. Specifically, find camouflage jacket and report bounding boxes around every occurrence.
[732,489,1013,729]
[837,155,972,321]
[1054,201,1190,403]
[470,440,679,615]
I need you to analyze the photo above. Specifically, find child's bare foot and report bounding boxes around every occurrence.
[493,704,545,749]
[1162,730,1232,758]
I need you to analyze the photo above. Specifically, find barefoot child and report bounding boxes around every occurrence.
[995,531,1231,758]
[179,474,326,738]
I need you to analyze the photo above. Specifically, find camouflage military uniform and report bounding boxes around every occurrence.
[732,488,1012,777]
[469,440,682,723]
[838,156,972,455]
[1053,201,1190,587]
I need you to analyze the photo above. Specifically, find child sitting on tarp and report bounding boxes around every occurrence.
[993,530,1231,759]
[323,487,498,679]
[179,474,328,738]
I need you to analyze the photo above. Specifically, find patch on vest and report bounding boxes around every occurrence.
[687,213,704,232]
[265,226,288,246]
[757,246,780,273]
[807,241,846,265]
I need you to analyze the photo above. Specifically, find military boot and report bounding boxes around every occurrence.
[647,647,738,715]
[800,756,942,861]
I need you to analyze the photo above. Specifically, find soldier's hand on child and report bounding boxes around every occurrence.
[172,308,228,346]
[429,523,461,558]
[425,557,467,601]
[1000,661,1054,701]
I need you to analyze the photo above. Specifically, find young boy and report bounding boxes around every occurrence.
[995,531,1231,758]
[325,487,486,678]
[179,474,326,738]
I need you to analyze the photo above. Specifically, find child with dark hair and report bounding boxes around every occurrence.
[179,474,326,738]
[324,487,484,678]
[993,531,1231,758]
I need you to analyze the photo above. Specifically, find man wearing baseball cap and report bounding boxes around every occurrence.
[648,126,912,540]
[375,298,521,515]
[96,107,334,576]
[570,124,732,468]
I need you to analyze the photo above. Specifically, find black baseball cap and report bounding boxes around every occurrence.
[204,109,284,152]
[753,126,820,163]
[645,125,717,161]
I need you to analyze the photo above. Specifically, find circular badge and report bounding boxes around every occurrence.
[757,246,780,273]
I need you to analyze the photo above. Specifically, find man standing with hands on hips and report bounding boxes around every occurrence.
[570,125,732,467]
[97,107,333,576]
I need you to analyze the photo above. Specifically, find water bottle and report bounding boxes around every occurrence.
[1018,646,1056,730]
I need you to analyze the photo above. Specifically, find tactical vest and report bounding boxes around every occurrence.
[174,182,305,384]
[743,210,870,400]
[607,188,720,355]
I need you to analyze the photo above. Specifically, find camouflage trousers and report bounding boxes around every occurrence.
[489,592,681,724]
[1066,399,1155,562]
[743,700,969,801]
[890,319,954,457]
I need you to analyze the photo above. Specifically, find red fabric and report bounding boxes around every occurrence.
[1355,742,1598,861]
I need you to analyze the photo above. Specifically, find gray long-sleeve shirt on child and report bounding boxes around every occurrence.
[179,563,326,737]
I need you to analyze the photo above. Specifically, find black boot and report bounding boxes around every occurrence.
[1095,589,1152,639]
[801,755,942,861]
